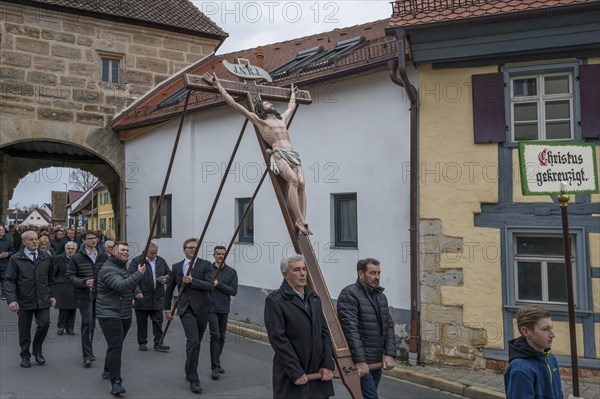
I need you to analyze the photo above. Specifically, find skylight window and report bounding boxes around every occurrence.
[157,88,190,109]
[301,36,367,73]
[270,46,324,79]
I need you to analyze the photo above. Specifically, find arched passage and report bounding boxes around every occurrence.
[0,140,125,239]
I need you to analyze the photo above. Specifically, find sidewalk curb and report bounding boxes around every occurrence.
[386,368,504,399]
[227,321,505,399]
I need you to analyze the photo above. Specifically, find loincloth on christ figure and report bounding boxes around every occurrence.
[266,148,301,175]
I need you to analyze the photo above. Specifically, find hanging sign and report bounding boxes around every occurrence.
[222,59,272,82]
[518,141,598,195]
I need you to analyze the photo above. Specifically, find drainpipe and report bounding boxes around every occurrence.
[387,28,420,367]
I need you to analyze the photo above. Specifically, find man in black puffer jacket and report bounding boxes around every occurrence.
[337,258,397,399]
[96,241,145,396]
[66,231,109,367]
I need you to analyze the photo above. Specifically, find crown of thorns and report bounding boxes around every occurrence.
[253,99,267,119]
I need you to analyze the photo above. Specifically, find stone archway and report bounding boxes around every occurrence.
[0,138,125,239]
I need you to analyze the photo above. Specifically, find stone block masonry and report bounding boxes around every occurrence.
[1,2,218,129]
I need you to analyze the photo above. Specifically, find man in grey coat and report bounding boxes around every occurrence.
[337,258,396,399]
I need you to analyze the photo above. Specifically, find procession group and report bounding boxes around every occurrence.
[0,224,397,399]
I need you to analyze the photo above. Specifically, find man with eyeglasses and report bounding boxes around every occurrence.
[164,238,214,394]
[66,231,109,367]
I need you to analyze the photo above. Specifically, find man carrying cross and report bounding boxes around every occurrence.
[203,72,311,235]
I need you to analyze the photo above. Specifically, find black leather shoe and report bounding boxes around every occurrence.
[211,368,219,380]
[83,357,93,367]
[153,344,170,352]
[138,344,147,352]
[91,355,96,361]
[33,352,45,365]
[57,328,64,335]
[66,328,75,335]
[190,381,202,394]
[218,366,225,374]
[20,358,31,368]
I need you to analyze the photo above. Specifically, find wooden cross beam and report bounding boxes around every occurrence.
[185,74,312,105]
[183,61,364,399]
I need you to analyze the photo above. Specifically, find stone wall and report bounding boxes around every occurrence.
[0,2,220,232]
[420,219,488,368]
[1,2,218,131]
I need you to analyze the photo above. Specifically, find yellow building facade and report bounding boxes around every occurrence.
[95,186,115,239]
[388,0,600,371]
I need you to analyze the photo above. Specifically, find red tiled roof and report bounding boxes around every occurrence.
[17,0,227,38]
[389,0,599,28]
[112,19,394,131]
[67,190,84,205]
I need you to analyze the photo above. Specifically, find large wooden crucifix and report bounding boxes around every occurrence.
[184,59,364,398]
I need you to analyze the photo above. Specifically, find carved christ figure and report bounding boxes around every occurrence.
[203,72,311,235]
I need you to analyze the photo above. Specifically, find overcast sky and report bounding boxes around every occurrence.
[195,1,393,54]
[9,1,392,209]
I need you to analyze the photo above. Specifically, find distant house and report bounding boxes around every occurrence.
[39,203,52,218]
[4,208,28,225]
[65,190,84,228]
[69,181,102,229]
[23,208,52,227]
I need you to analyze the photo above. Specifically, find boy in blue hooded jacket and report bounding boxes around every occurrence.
[505,306,581,399]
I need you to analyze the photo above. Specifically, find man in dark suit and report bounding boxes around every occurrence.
[164,238,214,394]
[208,245,238,380]
[264,254,334,399]
[129,241,171,352]
[4,230,56,368]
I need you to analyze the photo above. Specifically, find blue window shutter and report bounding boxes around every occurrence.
[580,64,600,139]
[472,72,506,143]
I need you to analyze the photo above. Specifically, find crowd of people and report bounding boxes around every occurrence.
[0,224,242,396]
[1,222,579,399]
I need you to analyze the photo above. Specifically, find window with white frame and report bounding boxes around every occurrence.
[333,193,357,248]
[513,234,575,305]
[510,72,574,141]
[101,57,121,84]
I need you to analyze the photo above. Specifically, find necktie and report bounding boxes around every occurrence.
[32,252,37,262]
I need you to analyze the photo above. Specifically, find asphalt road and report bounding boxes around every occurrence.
[0,304,457,399]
